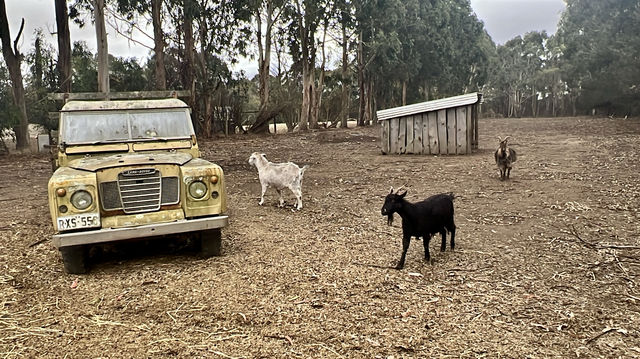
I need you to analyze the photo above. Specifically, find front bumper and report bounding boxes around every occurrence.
[52,215,229,248]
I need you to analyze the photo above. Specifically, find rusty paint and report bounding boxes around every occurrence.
[67,152,192,172]
[102,209,185,228]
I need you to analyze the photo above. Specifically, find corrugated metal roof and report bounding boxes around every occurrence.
[377,92,480,121]
[61,98,189,112]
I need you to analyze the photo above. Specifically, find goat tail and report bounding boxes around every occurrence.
[300,165,310,178]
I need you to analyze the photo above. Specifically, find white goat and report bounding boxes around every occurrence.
[248,152,309,210]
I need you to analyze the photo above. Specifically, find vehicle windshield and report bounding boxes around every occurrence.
[61,109,194,145]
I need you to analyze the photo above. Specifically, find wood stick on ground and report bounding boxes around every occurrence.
[569,225,640,251]
[585,327,623,344]
[28,238,48,248]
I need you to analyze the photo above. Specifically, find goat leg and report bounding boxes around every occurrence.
[276,189,284,207]
[450,225,456,250]
[396,234,411,270]
[259,183,268,206]
[293,188,303,210]
[440,230,447,252]
[506,167,511,179]
[423,234,431,260]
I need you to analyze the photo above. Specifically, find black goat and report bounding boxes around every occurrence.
[495,136,517,180]
[381,187,456,269]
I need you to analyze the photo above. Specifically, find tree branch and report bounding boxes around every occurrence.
[13,18,24,55]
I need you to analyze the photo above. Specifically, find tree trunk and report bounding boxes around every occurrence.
[340,13,348,129]
[55,0,71,93]
[259,1,273,114]
[0,8,29,151]
[402,80,407,106]
[94,0,109,95]
[196,18,212,137]
[183,0,196,124]
[531,87,537,117]
[250,0,276,133]
[299,63,311,131]
[151,0,166,90]
[366,78,374,125]
[310,21,328,129]
[357,32,366,126]
[34,37,43,90]
[298,8,310,132]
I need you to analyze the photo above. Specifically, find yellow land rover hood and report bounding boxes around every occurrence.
[68,152,193,172]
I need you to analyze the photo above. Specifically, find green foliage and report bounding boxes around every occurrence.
[556,0,640,115]
[109,56,147,91]
[24,30,59,130]
[71,41,98,92]
[355,0,492,108]
[485,0,640,117]
[0,63,20,131]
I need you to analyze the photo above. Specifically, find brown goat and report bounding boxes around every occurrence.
[494,136,517,180]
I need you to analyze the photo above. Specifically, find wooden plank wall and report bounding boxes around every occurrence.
[381,103,478,154]
[446,108,456,154]
[428,112,438,154]
[456,106,467,154]
[413,115,423,154]
[437,109,447,154]
[381,119,390,153]
[398,117,407,154]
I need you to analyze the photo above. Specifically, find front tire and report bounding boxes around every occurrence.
[60,245,88,274]
[199,229,222,257]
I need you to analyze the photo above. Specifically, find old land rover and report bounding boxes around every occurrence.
[48,99,228,273]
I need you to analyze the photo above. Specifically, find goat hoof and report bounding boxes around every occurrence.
[395,263,404,270]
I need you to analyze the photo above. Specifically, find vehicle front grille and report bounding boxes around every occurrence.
[100,169,180,213]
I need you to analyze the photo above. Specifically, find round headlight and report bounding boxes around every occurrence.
[70,190,93,210]
[189,181,208,199]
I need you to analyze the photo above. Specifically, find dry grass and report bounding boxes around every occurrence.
[0,116,639,358]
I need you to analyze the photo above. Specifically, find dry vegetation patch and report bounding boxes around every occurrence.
[1,117,639,358]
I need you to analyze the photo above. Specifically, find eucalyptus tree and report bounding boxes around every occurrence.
[112,0,167,90]
[353,0,405,125]
[555,0,640,116]
[192,0,251,136]
[337,0,355,128]
[70,41,98,92]
[25,30,59,129]
[55,0,72,93]
[0,62,19,152]
[286,0,335,130]
[246,0,287,133]
[521,31,547,117]
[0,1,29,150]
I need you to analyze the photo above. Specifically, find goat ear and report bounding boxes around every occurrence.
[260,153,266,159]
[389,186,394,194]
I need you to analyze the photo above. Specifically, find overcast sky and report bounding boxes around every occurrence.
[7,0,566,73]
[470,0,566,44]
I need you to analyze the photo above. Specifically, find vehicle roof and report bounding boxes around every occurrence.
[60,98,189,112]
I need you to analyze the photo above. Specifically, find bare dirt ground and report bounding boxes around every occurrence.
[1,116,639,358]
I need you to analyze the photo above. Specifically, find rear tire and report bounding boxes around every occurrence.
[60,245,88,274]
[199,229,222,257]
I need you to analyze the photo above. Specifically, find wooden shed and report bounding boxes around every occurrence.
[378,92,481,155]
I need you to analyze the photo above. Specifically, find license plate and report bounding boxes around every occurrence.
[57,214,100,230]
